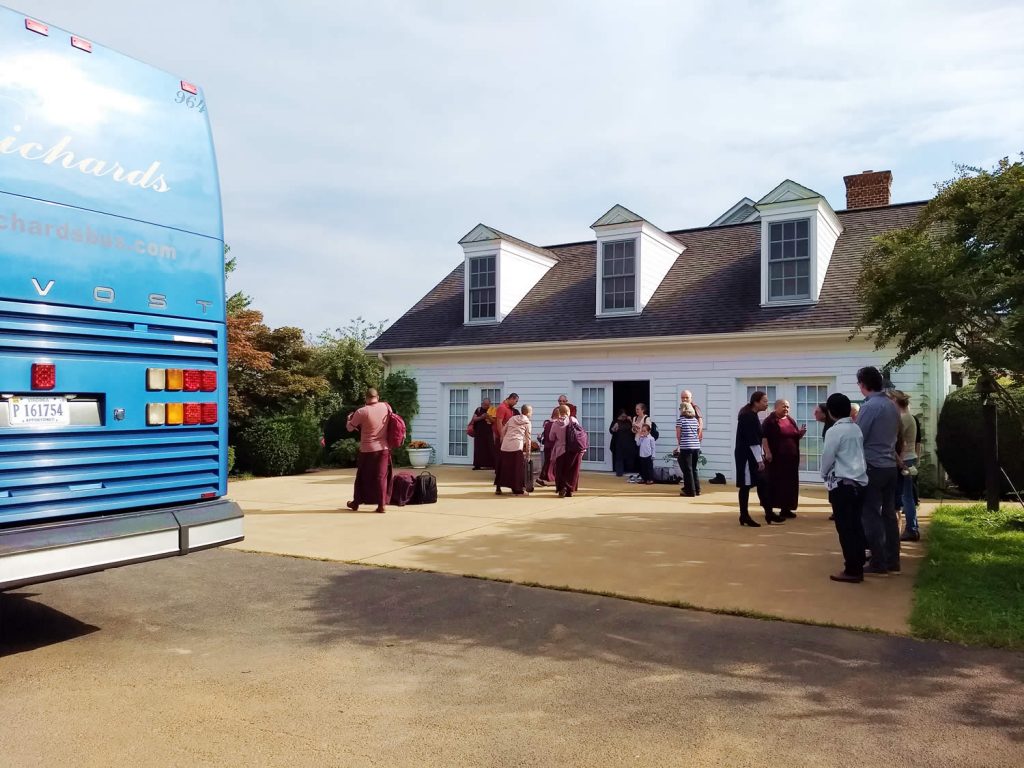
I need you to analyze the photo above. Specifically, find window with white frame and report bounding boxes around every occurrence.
[767,220,810,301]
[468,255,497,321]
[601,239,636,312]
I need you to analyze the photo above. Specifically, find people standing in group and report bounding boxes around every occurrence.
[762,399,806,520]
[894,391,921,542]
[493,393,519,443]
[495,404,532,496]
[820,393,869,583]
[535,407,561,487]
[557,394,578,418]
[469,397,497,471]
[550,404,584,497]
[675,402,701,497]
[345,388,393,514]
[734,391,774,527]
[635,424,657,485]
[631,403,652,437]
[856,366,902,575]
[679,390,704,441]
[608,408,633,477]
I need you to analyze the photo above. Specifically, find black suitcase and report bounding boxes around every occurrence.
[524,456,536,493]
[412,472,438,504]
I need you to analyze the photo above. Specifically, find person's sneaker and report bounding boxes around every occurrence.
[900,529,920,542]
[830,571,863,583]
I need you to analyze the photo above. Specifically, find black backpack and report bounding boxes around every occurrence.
[412,472,438,504]
[650,421,660,441]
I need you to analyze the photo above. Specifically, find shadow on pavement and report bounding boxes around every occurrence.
[303,564,1024,740]
[0,592,100,657]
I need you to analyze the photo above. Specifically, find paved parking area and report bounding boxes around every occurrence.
[2,550,1020,768]
[230,467,930,633]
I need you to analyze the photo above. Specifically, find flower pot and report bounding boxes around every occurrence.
[408,448,432,469]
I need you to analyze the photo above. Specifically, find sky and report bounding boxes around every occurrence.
[18,0,1024,334]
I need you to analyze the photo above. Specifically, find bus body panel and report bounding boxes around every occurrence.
[0,5,239,587]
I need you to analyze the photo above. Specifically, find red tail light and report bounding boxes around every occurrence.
[181,81,198,95]
[183,369,201,392]
[183,403,201,425]
[25,18,48,36]
[200,402,217,424]
[31,363,56,390]
[200,369,217,392]
[201,492,217,499]
[71,36,92,52]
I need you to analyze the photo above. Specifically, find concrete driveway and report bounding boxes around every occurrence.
[230,466,928,633]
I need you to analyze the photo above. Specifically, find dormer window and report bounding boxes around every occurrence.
[591,205,683,318]
[459,224,557,325]
[468,255,497,321]
[754,180,843,307]
[767,220,810,300]
[601,239,637,313]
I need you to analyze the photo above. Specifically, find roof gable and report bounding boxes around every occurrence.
[757,179,825,206]
[591,204,644,228]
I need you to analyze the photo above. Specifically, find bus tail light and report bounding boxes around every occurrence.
[183,369,201,392]
[165,369,183,391]
[165,403,184,425]
[200,370,217,391]
[200,402,217,424]
[146,368,166,390]
[71,36,93,52]
[181,81,198,95]
[183,403,201,425]
[31,363,56,390]
[146,403,166,426]
[201,492,217,499]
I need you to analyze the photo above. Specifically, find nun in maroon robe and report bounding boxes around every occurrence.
[549,408,583,497]
[536,407,561,486]
[761,399,806,518]
[470,400,496,470]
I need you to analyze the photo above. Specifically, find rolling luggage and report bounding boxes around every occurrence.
[390,472,417,506]
[524,456,535,493]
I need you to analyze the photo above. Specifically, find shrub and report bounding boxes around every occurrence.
[236,412,323,476]
[936,383,1024,498]
[227,445,236,474]
[329,438,360,468]
[380,370,419,428]
[391,445,410,467]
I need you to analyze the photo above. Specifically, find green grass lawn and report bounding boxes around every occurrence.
[912,504,1024,649]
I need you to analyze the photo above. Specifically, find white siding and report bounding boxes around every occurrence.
[638,225,683,309]
[385,336,940,482]
[498,243,552,319]
[814,208,842,299]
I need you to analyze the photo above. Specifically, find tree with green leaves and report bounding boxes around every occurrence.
[855,155,1024,422]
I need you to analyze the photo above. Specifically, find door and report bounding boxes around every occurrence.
[576,382,612,470]
[442,384,502,465]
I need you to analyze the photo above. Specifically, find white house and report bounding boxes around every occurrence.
[368,170,950,483]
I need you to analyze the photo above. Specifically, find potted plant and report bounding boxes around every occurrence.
[407,440,433,469]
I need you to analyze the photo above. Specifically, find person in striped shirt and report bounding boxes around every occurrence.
[675,402,702,497]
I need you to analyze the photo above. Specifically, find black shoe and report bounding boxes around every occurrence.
[781,510,797,519]
[766,512,786,524]
[695,489,701,496]
[828,514,835,521]
[739,516,761,528]
[830,571,863,583]
[900,529,920,542]
[865,564,889,576]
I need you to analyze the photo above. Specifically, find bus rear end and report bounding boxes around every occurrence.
[0,7,242,589]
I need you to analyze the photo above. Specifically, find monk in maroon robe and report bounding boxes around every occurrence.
[536,407,561,486]
[550,405,583,497]
[470,398,496,470]
[761,399,806,519]
[346,388,393,513]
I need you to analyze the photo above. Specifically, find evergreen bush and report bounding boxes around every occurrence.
[936,384,1024,498]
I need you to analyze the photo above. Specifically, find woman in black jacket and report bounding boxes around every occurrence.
[609,409,634,476]
[734,391,780,527]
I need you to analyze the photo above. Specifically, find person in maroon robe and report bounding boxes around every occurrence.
[469,397,497,470]
[535,407,561,486]
[550,405,583,497]
[495,405,532,495]
[557,394,578,418]
[345,388,393,513]
[761,398,806,519]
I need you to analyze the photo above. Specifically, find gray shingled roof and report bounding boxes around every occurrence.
[368,202,925,351]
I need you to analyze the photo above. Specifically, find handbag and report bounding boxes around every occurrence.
[466,422,475,437]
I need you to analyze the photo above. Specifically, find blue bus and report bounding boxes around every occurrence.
[0,7,242,589]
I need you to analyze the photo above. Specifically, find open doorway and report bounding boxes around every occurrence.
[612,380,651,422]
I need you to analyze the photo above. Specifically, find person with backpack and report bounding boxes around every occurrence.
[550,404,586,497]
[535,407,561,487]
[345,387,397,513]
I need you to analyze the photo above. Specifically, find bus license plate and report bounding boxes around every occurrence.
[8,396,71,427]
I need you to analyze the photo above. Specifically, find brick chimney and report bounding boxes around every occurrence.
[843,170,892,209]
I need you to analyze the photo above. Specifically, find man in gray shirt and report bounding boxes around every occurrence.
[856,366,902,574]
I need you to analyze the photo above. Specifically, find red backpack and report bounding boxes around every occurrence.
[564,419,589,455]
[385,404,407,449]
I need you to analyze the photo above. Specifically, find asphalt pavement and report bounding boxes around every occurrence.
[1,549,1022,767]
